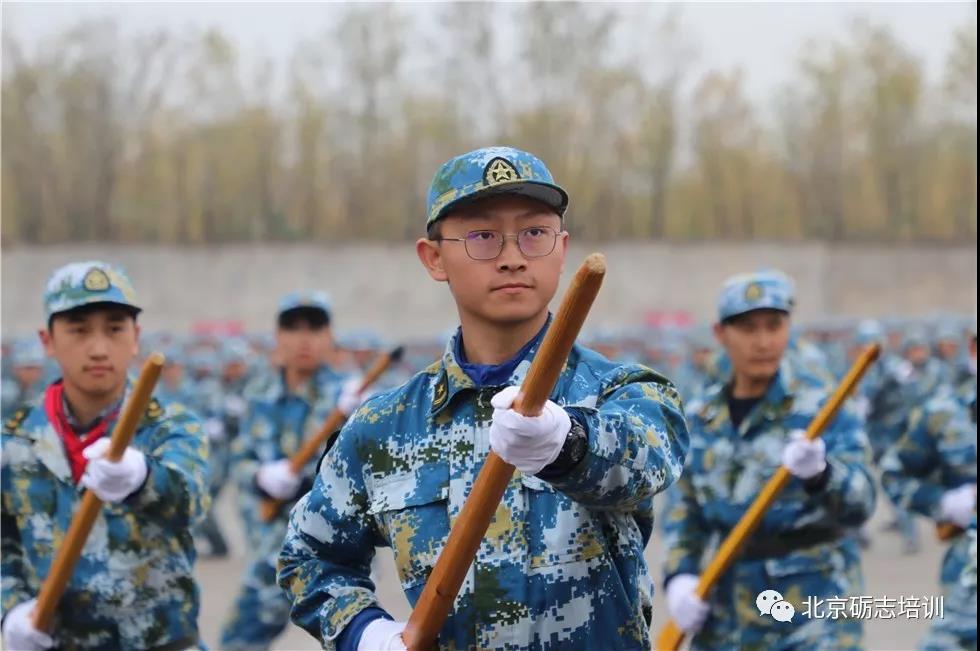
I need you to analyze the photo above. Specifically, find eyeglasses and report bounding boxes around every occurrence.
[436,226,561,261]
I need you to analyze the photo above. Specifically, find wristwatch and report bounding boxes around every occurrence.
[537,415,589,479]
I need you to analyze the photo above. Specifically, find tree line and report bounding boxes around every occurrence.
[2,4,976,244]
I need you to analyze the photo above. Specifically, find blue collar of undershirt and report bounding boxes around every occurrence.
[453,321,549,387]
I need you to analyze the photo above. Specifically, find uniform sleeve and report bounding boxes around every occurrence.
[277,409,385,649]
[660,474,709,586]
[125,406,211,529]
[800,402,876,528]
[880,400,972,520]
[1,436,33,614]
[231,401,264,493]
[545,367,689,511]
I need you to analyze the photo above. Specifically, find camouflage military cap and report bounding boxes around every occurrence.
[44,261,140,319]
[220,338,251,365]
[903,326,929,349]
[854,319,884,345]
[426,146,569,227]
[161,344,185,366]
[188,349,218,371]
[10,338,45,366]
[717,269,795,322]
[277,290,332,318]
[934,321,961,343]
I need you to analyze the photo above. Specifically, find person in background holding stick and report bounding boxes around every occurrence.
[880,324,976,651]
[220,291,370,650]
[278,146,689,651]
[660,270,875,650]
[1,261,210,651]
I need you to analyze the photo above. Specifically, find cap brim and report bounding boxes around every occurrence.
[720,306,790,322]
[49,300,142,319]
[278,305,330,319]
[433,181,568,224]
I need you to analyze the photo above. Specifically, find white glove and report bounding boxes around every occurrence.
[489,386,570,475]
[81,438,148,502]
[2,599,54,651]
[338,378,373,417]
[781,430,827,480]
[224,394,248,418]
[940,484,977,529]
[357,618,407,651]
[852,395,870,420]
[203,418,226,441]
[256,459,302,500]
[666,574,709,634]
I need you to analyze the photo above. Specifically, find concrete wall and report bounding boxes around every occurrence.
[2,242,976,338]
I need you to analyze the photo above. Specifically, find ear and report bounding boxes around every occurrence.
[712,322,725,347]
[39,328,55,357]
[416,238,448,283]
[133,322,142,358]
[555,230,570,274]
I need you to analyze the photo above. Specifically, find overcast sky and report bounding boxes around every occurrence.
[3,1,975,103]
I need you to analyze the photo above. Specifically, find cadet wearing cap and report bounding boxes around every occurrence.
[1,339,48,419]
[220,290,369,650]
[661,269,875,650]
[1,261,209,651]
[880,319,977,650]
[277,146,689,650]
[880,379,976,650]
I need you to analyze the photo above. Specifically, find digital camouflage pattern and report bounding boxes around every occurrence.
[42,261,140,318]
[426,147,568,227]
[880,377,977,651]
[1,394,209,650]
[661,358,876,651]
[278,330,689,651]
[715,269,795,323]
[277,291,332,317]
[220,365,350,650]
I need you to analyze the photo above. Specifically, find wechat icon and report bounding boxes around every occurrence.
[756,589,795,623]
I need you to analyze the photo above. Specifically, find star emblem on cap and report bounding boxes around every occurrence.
[82,267,111,292]
[484,158,520,186]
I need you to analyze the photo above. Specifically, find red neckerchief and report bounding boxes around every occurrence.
[43,381,119,484]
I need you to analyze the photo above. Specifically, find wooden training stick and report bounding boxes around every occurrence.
[655,343,881,651]
[33,352,165,633]
[401,253,607,651]
[937,522,964,540]
[259,346,405,522]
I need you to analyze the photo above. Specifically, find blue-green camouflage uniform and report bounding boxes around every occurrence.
[220,365,348,650]
[661,359,875,650]
[880,378,977,651]
[1,396,210,650]
[662,269,875,651]
[277,328,689,651]
[2,259,210,650]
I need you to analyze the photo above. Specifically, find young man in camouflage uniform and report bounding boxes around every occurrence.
[661,270,876,651]
[880,326,976,651]
[278,146,690,651]
[220,291,366,650]
[1,261,210,651]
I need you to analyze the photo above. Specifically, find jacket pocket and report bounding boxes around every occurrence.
[521,474,606,569]
[368,462,450,589]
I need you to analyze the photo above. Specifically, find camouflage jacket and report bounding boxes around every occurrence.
[880,382,977,587]
[278,332,689,651]
[1,392,210,650]
[662,359,876,582]
[231,365,349,531]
